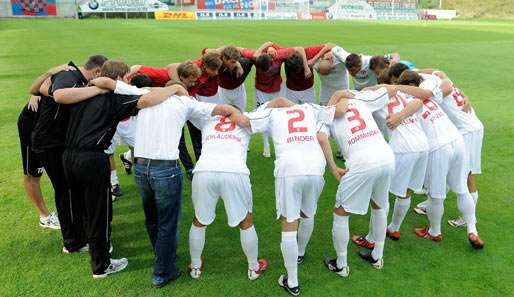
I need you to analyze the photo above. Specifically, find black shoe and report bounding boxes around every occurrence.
[119,153,132,175]
[278,275,300,296]
[112,184,123,197]
[358,250,384,269]
[336,152,345,161]
[323,258,349,277]
[297,255,305,264]
[152,270,182,289]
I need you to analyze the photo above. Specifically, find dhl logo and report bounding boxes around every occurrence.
[155,11,197,20]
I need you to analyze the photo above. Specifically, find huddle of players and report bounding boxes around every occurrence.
[17,41,484,296]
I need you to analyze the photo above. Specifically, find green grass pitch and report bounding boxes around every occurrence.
[0,19,513,297]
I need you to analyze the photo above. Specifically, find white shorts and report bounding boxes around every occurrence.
[192,172,252,227]
[254,86,284,109]
[196,93,222,104]
[285,86,315,104]
[390,151,428,197]
[104,118,136,154]
[219,85,247,111]
[335,163,395,215]
[275,175,324,223]
[463,129,483,174]
[425,138,468,199]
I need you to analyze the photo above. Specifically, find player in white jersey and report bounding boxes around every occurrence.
[318,88,395,276]
[187,110,267,281]
[331,46,399,90]
[420,70,484,228]
[238,99,338,296]
[313,50,350,105]
[396,71,484,249]
[350,88,429,249]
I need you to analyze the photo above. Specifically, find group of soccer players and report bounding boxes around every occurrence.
[18,41,484,295]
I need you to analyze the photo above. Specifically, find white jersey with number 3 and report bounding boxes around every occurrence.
[322,88,394,170]
[248,103,335,177]
[190,115,251,175]
[418,98,462,151]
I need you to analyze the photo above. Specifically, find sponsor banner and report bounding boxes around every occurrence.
[155,10,197,19]
[327,0,377,20]
[266,11,297,20]
[11,0,56,16]
[176,0,195,4]
[80,0,169,13]
[297,11,327,20]
[215,11,232,19]
[197,0,261,11]
[196,11,214,19]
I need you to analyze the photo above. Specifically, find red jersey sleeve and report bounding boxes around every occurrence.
[305,45,325,59]
[275,48,295,62]
[240,48,255,59]
[138,66,170,87]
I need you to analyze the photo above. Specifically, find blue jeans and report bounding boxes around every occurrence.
[134,162,182,284]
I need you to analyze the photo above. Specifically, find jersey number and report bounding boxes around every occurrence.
[388,94,407,114]
[214,117,236,132]
[421,98,439,119]
[346,108,366,134]
[287,109,308,133]
[451,85,465,107]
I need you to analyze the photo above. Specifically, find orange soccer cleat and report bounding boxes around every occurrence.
[414,226,443,242]
[468,233,485,250]
[351,235,375,249]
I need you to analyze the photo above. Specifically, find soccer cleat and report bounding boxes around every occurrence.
[111,184,123,198]
[448,217,466,228]
[358,251,384,270]
[323,258,349,277]
[335,151,345,161]
[297,255,305,264]
[39,212,61,230]
[386,229,400,241]
[119,153,132,175]
[414,226,443,242]
[278,275,300,296]
[468,233,485,249]
[62,244,89,254]
[413,205,427,215]
[248,259,268,280]
[351,235,375,250]
[92,258,128,279]
[188,263,203,279]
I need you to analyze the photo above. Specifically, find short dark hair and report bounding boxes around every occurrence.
[398,70,422,86]
[255,54,272,72]
[345,53,362,69]
[221,46,240,61]
[100,60,129,79]
[201,52,223,71]
[84,55,108,70]
[377,69,391,84]
[177,61,201,79]
[390,62,409,80]
[369,55,388,72]
[285,53,304,74]
[131,74,152,88]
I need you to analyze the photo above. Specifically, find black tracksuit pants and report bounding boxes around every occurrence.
[38,147,87,251]
[178,122,203,171]
[62,149,112,275]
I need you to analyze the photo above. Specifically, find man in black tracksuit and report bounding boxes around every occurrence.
[31,56,108,252]
[56,60,188,278]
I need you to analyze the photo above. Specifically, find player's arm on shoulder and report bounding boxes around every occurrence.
[212,104,239,118]
[266,97,295,108]
[166,63,180,81]
[128,65,142,78]
[394,85,433,99]
[254,41,274,58]
[53,86,108,104]
[317,130,347,182]
[30,64,74,95]
[89,77,117,91]
[386,98,422,130]
[334,99,349,118]
[136,84,187,109]
[308,43,335,67]
[293,47,311,79]
[328,90,353,106]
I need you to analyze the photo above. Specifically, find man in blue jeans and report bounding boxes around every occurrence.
[127,80,240,288]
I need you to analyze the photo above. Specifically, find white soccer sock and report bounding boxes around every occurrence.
[297,217,314,257]
[280,231,299,288]
[388,197,411,232]
[123,150,132,160]
[470,191,479,206]
[263,133,270,150]
[427,197,444,236]
[110,170,119,186]
[457,193,477,234]
[332,214,349,268]
[189,224,206,268]
[370,208,386,260]
[240,226,259,271]
[365,217,374,243]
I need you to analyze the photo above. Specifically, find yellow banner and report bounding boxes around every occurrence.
[155,11,197,20]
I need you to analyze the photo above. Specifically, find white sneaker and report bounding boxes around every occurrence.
[92,258,128,279]
[39,212,61,230]
[189,263,203,279]
[63,244,89,254]
[262,146,271,158]
[372,258,384,270]
[448,217,466,228]
[413,200,428,215]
